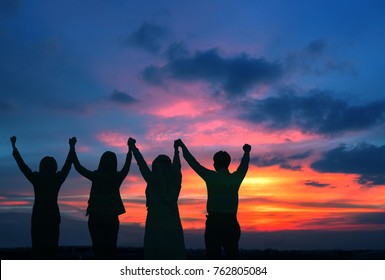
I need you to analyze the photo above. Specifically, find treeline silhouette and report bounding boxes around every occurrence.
[10,136,251,260]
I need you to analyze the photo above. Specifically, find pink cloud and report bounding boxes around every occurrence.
[96,131,129,149]
[76,145,93,153]
[96,131,153,152]
[137,82,224,117]
[153,100,216,118]
[0,201,30,206]
[146,117,316,151]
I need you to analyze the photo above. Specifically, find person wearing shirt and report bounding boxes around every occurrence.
[175,139,251,259]
[10,136,75,259]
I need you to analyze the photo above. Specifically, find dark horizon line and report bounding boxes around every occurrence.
[2,246,385,260]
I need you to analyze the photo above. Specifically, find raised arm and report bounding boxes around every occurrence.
[173,140,181,170]
[57,137,76,184]
[71,138,94,181]
[175,139,211,179]
[235,144,251,179]
[10,136,35,183]
[173,140,183,183]
[128,138,152,183]
[118,138,133,180]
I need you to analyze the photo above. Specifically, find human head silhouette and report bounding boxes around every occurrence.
[152,155,171,171]
[98,151,117,173]
[152,155,172,176]
[39,156,58,174]
[213,151,231,171]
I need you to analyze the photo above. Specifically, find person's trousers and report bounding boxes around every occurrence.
[205,212,241,259]
[88,213,119,259]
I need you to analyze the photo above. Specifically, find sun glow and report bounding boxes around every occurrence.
[243,177,276,185]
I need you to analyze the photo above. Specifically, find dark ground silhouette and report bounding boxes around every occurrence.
[1,246,385,260]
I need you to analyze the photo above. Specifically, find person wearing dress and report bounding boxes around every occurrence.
[128,138,185,259]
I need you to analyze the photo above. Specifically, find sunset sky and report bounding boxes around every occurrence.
[1,0,385,250]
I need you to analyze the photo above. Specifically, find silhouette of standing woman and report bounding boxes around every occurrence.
[128,138,185,259]
[71,137,132,259]
[10,136,75,259]
[176,139,251,259]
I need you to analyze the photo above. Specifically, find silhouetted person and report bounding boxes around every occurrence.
[175,139,251,259]
[10,136,75,259]
[71,137,132,259]
[128,138,185,259]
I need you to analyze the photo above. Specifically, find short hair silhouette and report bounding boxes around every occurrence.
[39,156,58,174]
[176,139,251,259]
[213,151,231,170]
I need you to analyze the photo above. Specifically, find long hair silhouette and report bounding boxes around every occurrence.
[72,138,132,259]
[129,138,186,259]
[10,136,75,259]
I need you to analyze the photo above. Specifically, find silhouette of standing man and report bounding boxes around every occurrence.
[10,136,75,259]
[175,139,251,259]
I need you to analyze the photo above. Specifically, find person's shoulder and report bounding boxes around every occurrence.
[206,169,220,178]
[230,169,243,177]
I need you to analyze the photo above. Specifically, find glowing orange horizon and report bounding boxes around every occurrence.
[3,126,385,235]
[2,165,385,233]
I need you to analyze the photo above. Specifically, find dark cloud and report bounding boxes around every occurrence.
[325,59,357,75]
[142,39,355,98]
[165,42,190,61]
[311,143,385,187]
[357,175,385,186]
[142,65,165,86]
[304,180,330,188]
[251,155,286,167]
[288,151,312,160]
[142,43,283,96]
[109,90,137,105]
[125,22,167,54]
[250,151,310,171]
[279,162,302,171]
[285,39,356,75]
[305,40,327,56]
[242,88,385,135]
